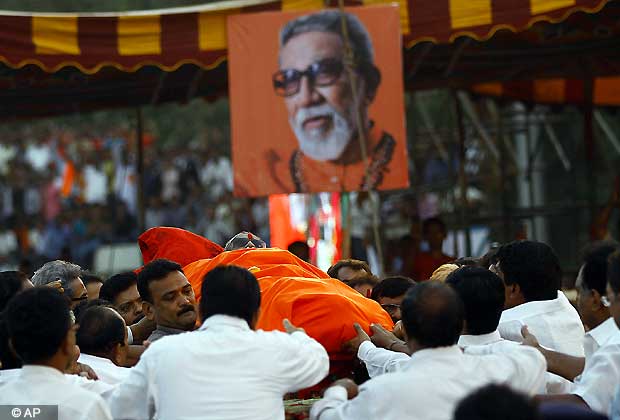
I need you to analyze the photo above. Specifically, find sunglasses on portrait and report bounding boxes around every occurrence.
[273,58,345,97]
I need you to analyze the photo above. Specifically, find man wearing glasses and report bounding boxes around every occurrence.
[31,260,88,310]
[272,10,395,193]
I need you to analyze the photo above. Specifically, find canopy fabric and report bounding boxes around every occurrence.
[0,0,609,74]
[472,77,620,106]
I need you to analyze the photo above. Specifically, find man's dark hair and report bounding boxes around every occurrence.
[73,298,113,321]
[496,241,561,302]
[371,276,415,301]
[77,306,125,355]
[0,271,27,312]
[422,217,447,235]
[454,384,539,420]
[137,259,183,303]
[0,317,21,369]
[580,241,619,296]
[199,265,261,327]
[0,271,27,369]
[81,272,103,286]
[279,10,381,97]
[100,272,138,303]
[5,287,71,364]
[287,241,310,261]
[607,250,620,295]
[401,281,464,348]
[445,267,505,335]
[327,259,372,279]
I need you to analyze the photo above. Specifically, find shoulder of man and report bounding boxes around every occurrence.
[255,329,323,349]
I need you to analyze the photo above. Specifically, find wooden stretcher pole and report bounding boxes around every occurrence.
[336,1,384,273]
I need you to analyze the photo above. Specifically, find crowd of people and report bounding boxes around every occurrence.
[0,126,270,271]
[1,231,620,420]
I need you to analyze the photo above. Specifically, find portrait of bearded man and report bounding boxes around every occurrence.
[270,10,396,193]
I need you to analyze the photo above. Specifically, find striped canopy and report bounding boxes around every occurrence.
[0,0,614,118]
[0,0,608,73]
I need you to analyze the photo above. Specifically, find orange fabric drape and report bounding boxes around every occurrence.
[184,248,393,359]
[138,227,393,362]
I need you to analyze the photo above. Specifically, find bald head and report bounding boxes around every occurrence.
[401,281,464,349]
[76,305,127,359]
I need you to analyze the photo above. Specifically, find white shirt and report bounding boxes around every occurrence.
[78,353,130,385]
[25,143,51,172]
[0,368,115,400]
[83,165,108,205]
[584,317,617,359]
[312,345,546,420]
[358,330,530,378]
[572,318,620,415]
[109,314,329,420]
[0,365,112,420]
[0,230,17,255]
[499,290,585,356]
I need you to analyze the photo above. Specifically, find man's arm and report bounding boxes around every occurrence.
[357,341,410,378]
[123,345,146,367]
[310,380,374,420]
[128,317,156,344]
[274,319,330,392]
[535,394,588,406]
[539,347,585,381]
[109,355,153,420]
[522,326,585,380]
[343,323,410,378]
[369,324,411,355]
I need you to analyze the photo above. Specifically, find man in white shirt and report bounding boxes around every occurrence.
[0,287,112,420]
[110,265,329,420]
[76,305,131,385]
[310,281,546,420]
[523,242,618,384]
[352,267,543,379]
[531,247,620,416]
[493,240,585,356]
[83,162,108,205]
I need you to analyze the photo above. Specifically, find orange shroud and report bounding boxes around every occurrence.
[184,248,393,360]
[138,227,223,268]
[138,227,393,364]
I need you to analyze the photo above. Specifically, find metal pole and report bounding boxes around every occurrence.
[584,78,596,223]
[136,107,146,234]
[497,101,511,242]
[336,3,383,273]
[453,90,472,256]
[525,111,536,240]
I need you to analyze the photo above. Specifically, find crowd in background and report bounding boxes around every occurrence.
[0,126,270,272]
[0,125,439,280]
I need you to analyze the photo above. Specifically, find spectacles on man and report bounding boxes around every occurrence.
[71,295,88,303]
[273,58,344,97]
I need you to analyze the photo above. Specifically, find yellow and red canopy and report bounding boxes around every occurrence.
[0,0,614,119]
[0,0,608,73]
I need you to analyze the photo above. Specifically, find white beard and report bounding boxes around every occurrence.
[290,104,353,162]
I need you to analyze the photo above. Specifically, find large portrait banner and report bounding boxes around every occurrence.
[228,5,409,197]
